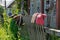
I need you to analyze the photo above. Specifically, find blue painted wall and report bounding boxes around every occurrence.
[30,0,40,15]
[44,0,56,28]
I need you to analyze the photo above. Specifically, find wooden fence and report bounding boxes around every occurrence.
[21,15,60,40]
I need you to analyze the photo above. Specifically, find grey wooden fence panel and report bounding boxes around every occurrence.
[23,16,46,40]
[23,16,35,40]
[22,15,60,40]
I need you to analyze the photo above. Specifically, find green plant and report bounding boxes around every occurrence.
[0,5,4,26]
[0,5,4,14]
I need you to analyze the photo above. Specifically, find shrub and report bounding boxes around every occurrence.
[0,5,4,14]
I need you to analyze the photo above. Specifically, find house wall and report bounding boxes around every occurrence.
[30,0,40,15]
[44,0,56,28]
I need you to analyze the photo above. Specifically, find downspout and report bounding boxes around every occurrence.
[40,0,44,13]
[27,0,30,15]
[56,0,60,29]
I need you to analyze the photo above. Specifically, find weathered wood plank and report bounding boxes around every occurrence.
[44,27,60,37]
[23,16,46,40]
[23,16,60,40]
